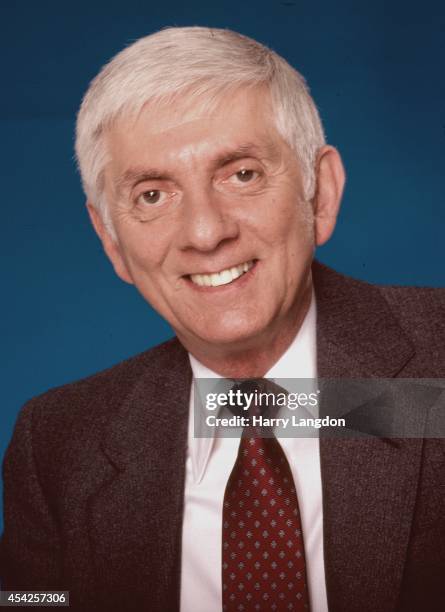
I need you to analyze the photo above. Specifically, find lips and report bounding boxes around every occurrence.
[189,260,255,287]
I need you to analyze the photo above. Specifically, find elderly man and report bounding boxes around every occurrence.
[1,27,444,612]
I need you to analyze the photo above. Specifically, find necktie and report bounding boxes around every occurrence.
[222,380,310,611]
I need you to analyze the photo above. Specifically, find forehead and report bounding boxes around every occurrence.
[105,86,289,172]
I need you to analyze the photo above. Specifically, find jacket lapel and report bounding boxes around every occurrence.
[313,261,425,612]
[87,340,191,612]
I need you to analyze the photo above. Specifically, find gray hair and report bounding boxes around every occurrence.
[75,26,326,235]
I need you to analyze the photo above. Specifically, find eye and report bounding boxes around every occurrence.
[136,190,172,206]
[233,169,258,183]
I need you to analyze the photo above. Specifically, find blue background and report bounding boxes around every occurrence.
[1,0,444,530]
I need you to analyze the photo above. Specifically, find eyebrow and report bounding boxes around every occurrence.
[209,142,278,167]
[115,168,171,197]
[115,141,278,196]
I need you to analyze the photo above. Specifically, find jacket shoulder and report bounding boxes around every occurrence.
[313,260,445,323]
[16,336,188,431]
[313,260,445,375]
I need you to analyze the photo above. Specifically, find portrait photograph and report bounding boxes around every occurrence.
[1,1,444,610]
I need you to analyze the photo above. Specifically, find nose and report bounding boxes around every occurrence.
[178,187,239,252]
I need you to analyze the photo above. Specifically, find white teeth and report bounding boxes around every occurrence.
[220,270,232,284]
[190,260,254,287]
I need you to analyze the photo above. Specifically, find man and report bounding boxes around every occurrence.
[1,26,444,612]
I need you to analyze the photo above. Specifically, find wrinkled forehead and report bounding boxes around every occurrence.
[93,84,275,197]
[108,81,274,138]
[103,85,294,184]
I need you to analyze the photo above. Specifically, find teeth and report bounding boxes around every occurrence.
[190,260,254,287]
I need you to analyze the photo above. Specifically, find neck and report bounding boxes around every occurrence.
[181,283,312,378]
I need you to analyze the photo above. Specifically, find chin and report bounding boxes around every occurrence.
[190,312,270,349]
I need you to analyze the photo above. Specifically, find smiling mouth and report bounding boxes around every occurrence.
[188,260,256,288]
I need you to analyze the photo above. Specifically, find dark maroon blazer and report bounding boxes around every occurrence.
[1,261,445,611]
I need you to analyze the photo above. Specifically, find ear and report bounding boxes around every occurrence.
[87,203,134,285]
[312,146,345,246]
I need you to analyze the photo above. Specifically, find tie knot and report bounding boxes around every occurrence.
[230,378,285,420]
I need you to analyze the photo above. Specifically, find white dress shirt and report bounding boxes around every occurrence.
[180,296,328,612]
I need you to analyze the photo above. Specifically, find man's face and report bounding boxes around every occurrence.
[100,88,317,354]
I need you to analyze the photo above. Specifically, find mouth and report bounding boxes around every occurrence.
[188,260,256,288]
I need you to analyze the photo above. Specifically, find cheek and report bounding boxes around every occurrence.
[274,204,315,288]
[265,197,313,249]
[114,229,166,279]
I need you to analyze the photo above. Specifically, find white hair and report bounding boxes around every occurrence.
[75,26,326,235]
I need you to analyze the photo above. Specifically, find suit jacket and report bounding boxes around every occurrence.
[1,261,445,611]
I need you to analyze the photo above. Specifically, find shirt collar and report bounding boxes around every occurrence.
[187,292,317,483]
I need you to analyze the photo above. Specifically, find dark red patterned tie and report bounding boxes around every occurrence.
[222,381,310,611]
